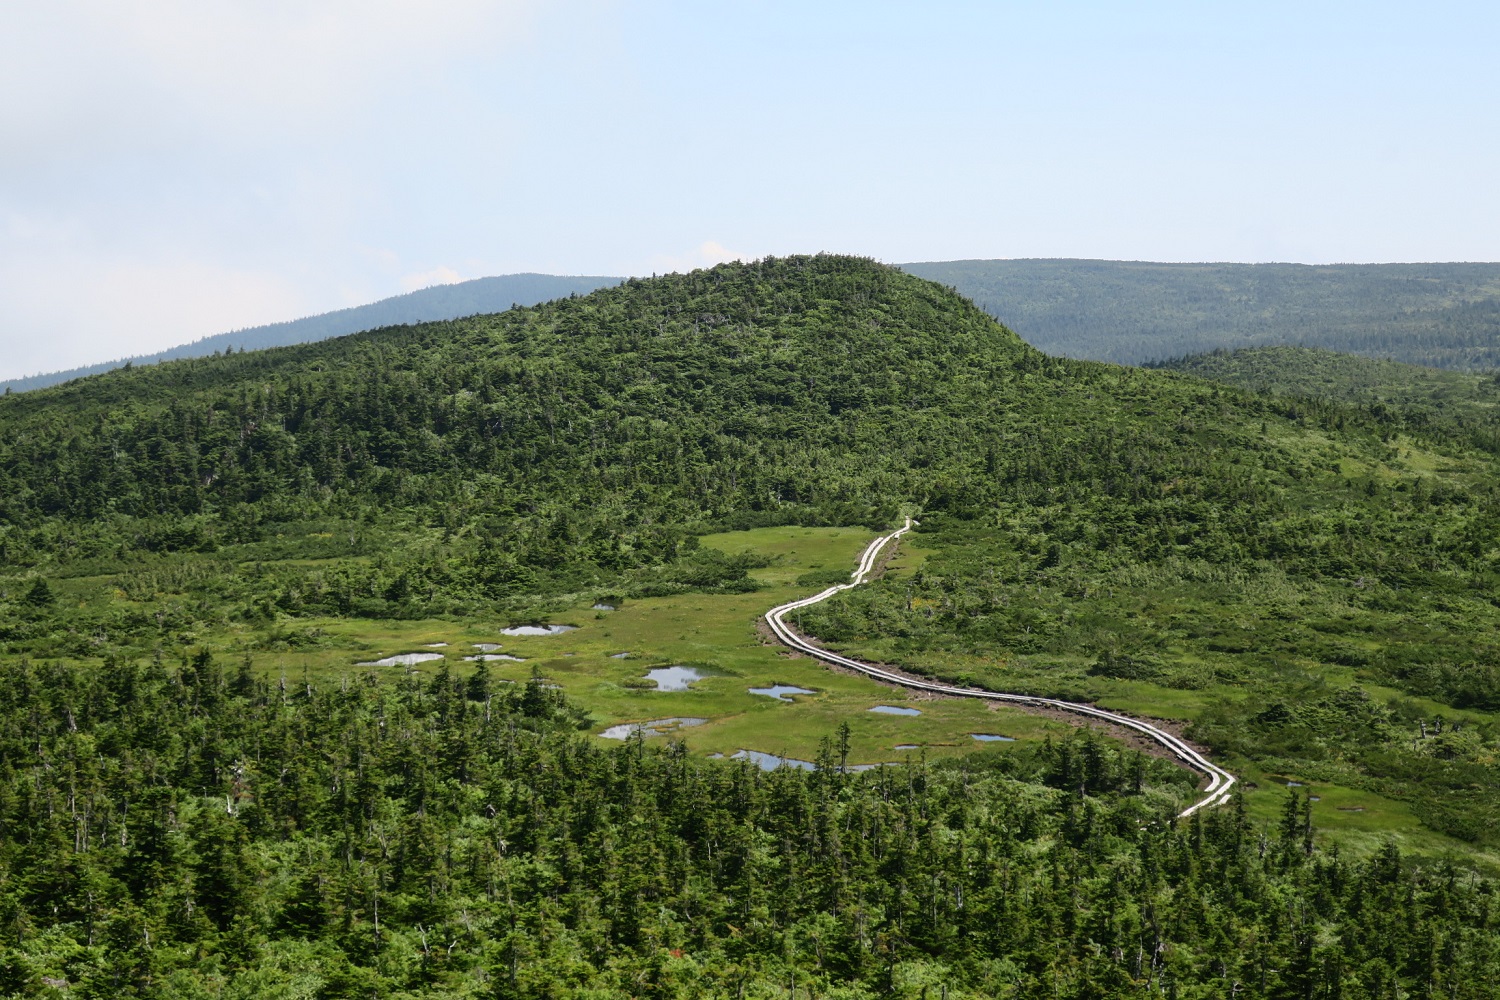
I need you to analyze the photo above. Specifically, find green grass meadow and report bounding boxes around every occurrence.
[107,523,1486,866]
[238,527,1066,768]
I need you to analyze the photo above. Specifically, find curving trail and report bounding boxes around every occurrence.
[765,519,1237,818]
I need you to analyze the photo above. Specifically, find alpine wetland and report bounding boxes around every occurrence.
[5,253,1500,997]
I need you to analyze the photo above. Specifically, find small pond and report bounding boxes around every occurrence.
[423,642,449,648]
[592,603,616,611]
[464,654,526,662]
[355,652,446,667]
[502,624,577,637]
[599,717,708,740]
[729,750,887,773]
[869,705,921,716]
[731,749,817,771]
[894,744,921,750]
[473,643,502,652]
[748,684,815,702]
[644,666,711,691]
[971,733,1016,742]
[609,652,633,659]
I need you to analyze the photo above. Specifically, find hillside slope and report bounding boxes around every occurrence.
[14,258,1500,396]
[1154,345,1500,458]
[905,258,1500,367]
[1156,344,1500,413]
[0,256,1024,542]
[0,272,621,394]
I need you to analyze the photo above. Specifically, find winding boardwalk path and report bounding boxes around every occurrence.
[765,519,1237,818]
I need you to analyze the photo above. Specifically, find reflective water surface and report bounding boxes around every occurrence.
[747,685,815,702]
[598,717,708,740]
[355,652,446,667]
[644,666,710,691]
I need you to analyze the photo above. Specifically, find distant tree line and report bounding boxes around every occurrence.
[905,258,1500,369]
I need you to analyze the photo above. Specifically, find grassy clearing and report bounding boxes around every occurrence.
[1235,762,1500,870]
[441,525,1500,862]
[11,522,1490,862]
[210,527,1070,768]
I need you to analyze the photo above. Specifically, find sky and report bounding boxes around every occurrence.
[3,0,1498,380]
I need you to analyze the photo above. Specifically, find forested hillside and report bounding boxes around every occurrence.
[6,256,1500,996]
[904,258,1500,367]
[0,257,1025,598]
[0,273,620,394]
[1152,346,1500,462]
[16,258,1500,397]
[1156,345,1500,415]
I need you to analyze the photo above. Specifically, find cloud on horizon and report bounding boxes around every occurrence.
[648,240,756,276]
[0,1,555,379]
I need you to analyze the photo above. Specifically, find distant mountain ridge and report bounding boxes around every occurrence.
[11,258,1500,394]
[903,258,1500,368]
[0,272,621,394]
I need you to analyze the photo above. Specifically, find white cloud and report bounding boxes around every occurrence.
[0,2,543,170]
[648,240,756,275]
[399,266,465,293]
[0,238,311,380]
[0,1,573,377]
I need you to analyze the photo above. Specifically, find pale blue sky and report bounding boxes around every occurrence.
[2,0,1497,379]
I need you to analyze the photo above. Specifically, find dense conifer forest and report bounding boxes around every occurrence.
[1154,346,1500,440]
[4,654,1498,997]
[5,256,1500,995]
